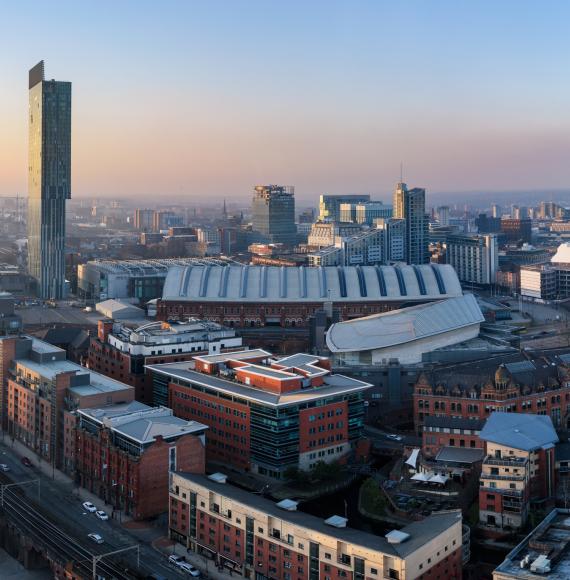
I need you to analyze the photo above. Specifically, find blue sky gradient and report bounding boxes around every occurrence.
[1,1,569,199]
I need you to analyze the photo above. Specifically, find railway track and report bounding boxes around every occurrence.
[0,472,134,579]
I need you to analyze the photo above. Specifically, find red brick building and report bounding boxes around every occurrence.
[2,335,134,468]
[170,471,465,579]
[422,416,485,458]
[65,401,208,520]
[413,354,570,435]
[147,350,371,478]
[88,318,242,403]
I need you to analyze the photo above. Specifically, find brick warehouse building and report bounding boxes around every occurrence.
[413,351,570,435]
[146,350,371,478]
[65,401,207,519]
[169,471,465,579]
[156,263,462,353]
[89,318,242,403]
[2,335,134,468]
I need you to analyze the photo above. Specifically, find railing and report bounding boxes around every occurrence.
[480,472,525,481]
[480,486,523,498]
[484,456,528,467]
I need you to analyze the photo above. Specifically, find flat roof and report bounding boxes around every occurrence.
[15,358,132,395]
[174,472,462,559]
[193,349,271,365]
[78,403,207,444]
[493,509,570,579]
[435,446,484,464]
[145,362,371,406]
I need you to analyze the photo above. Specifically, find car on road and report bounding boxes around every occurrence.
[385,434,403,441]
[95,510,109,520]
[82,501,97,513]
[179,562,200,576]
[21,457,32,467]
[88,533,104,544]
[0,464,10,471]
[169,554,185,565]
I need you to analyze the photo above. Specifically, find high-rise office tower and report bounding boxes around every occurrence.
[491,204,501,218]
[393,182,428,264]
[318,194,370,222]
[28,61,71,299]
[437,206,450,226]
[251,185,297,246]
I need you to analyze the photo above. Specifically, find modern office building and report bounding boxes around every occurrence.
[444,233,498,286]
[306,222,362,248]
[500,218,532,243]
[170,471,465,579]
[393,182,429,264]
[89,318,242,402]
[65,401,207,520]
[339,201,393,225]
[519,264,557,301]
[146,349,371,478]
[251,185,297,246]
[318,194,370,222]
[479,413,558,531]
[377,217,407,262]
[27,61,71,299]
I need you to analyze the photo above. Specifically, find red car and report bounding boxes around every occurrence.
[21,457,32,467]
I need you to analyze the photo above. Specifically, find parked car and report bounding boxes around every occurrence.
[168,554,185,565]
[179,562,201,576]
[21,457,32,467]
[82,501,97,513]
[95,510,109,521]
[0,464,10,472]
[88,533,104,544]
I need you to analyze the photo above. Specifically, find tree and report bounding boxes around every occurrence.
[360,478,386,516]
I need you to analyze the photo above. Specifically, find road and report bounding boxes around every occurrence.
[364,425,421,451]
[0,441,188,579]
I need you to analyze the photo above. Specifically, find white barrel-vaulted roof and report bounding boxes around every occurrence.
[161,264,462,303]
[326,294,484,353]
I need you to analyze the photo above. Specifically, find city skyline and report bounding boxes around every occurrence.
[1,1,570,199]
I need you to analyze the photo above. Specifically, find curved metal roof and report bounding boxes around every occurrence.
[161,264,462,303]
[325,294,483,353]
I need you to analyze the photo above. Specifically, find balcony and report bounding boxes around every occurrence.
[480,472,525,482]
[484,456,528,467]
[480,487,523,498]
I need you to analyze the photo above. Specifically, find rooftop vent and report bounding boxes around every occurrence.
[324,515,347,528]
[208,472,227,484]
[385,530,411,544]
[276,499,298,511]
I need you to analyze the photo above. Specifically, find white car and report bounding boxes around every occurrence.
[88,533,104,544]
[169,554,185,565]
[95,510,109,521]
[0,464,10,472]
[179,562,201,577]
[386,434,403,441]
[82,501,97,513]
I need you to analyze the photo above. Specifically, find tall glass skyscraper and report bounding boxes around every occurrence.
[251,185,296,246]
[393,182,429,264]
[28,61,71,299]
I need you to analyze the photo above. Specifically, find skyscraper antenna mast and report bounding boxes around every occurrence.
[400,162,403,183]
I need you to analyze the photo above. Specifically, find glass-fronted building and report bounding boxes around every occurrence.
[28,61,71,299]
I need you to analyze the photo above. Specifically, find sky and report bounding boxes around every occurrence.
[1,0,570,201]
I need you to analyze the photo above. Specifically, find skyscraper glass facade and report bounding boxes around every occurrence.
[28,61,71,299]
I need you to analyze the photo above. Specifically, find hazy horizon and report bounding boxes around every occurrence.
[2,1,570,199]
